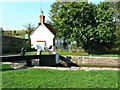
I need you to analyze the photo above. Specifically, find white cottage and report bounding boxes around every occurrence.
[30,11,57,51]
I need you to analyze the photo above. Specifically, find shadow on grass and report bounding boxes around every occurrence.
[2,68,14,71]
[1,64,14,72]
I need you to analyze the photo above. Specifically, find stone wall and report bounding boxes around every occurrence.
[63,56,119,68]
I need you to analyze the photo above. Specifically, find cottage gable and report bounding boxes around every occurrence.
[30,11,57,50]
[30,23,57,37]
[30,24,55,41]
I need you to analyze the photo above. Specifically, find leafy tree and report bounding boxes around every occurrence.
[50,2,117,53]
[0,27,4,35]
[50,2,97,50]
[46,20,52,25]
[9,30,12,35]
[14,30,16,35]
[95,2,117,50]
[70,2,97,49]
[23,23,36,38]
[50,1,62,24]
[50,2,69,47]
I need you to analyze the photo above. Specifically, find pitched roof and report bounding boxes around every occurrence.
[30,23,57,36]
[44,23,57,35]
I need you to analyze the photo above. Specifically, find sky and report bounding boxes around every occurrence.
[0,0,104,30]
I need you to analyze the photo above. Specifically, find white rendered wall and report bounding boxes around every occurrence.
[30,24,54,50]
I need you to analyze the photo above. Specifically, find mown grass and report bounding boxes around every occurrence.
[57,50,120,57]
[2,64,14,71]
[56,50,89,56]
[25,51,120,57]
[25,51,49,55]
[1,65,119,88]
[92,54,120,57]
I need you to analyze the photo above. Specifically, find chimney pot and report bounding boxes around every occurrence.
[40,11,45,24]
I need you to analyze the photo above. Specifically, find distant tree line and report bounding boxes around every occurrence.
[1,23,35,38]
[0,27,17,36]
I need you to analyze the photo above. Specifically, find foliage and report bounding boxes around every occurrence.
[109,2,120,23]
[23,23,36,38]
[13,30,16,35]
[0,27,4,34]
[50,2,117,54]
[22,39,31,51]
[1,68,119,88]
[23,23,36,31]
[96,2,117,42]
[50,2,62,24]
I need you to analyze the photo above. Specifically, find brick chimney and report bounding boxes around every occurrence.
[40,11,45,24]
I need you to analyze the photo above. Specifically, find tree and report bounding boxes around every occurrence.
[23,23,36,38]
[50,2,97,49]
[49,2,117,53]
[50,2,69,47]
[14,30,16,35]
[70,2,97,49]
[95,2,117,50]
[0,27,4,35]
[50,1,63,24]
[9,30,12,35]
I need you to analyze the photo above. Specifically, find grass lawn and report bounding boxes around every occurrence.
[25,51,120,57]
[25,51,49,55]
[1,64,119,88]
